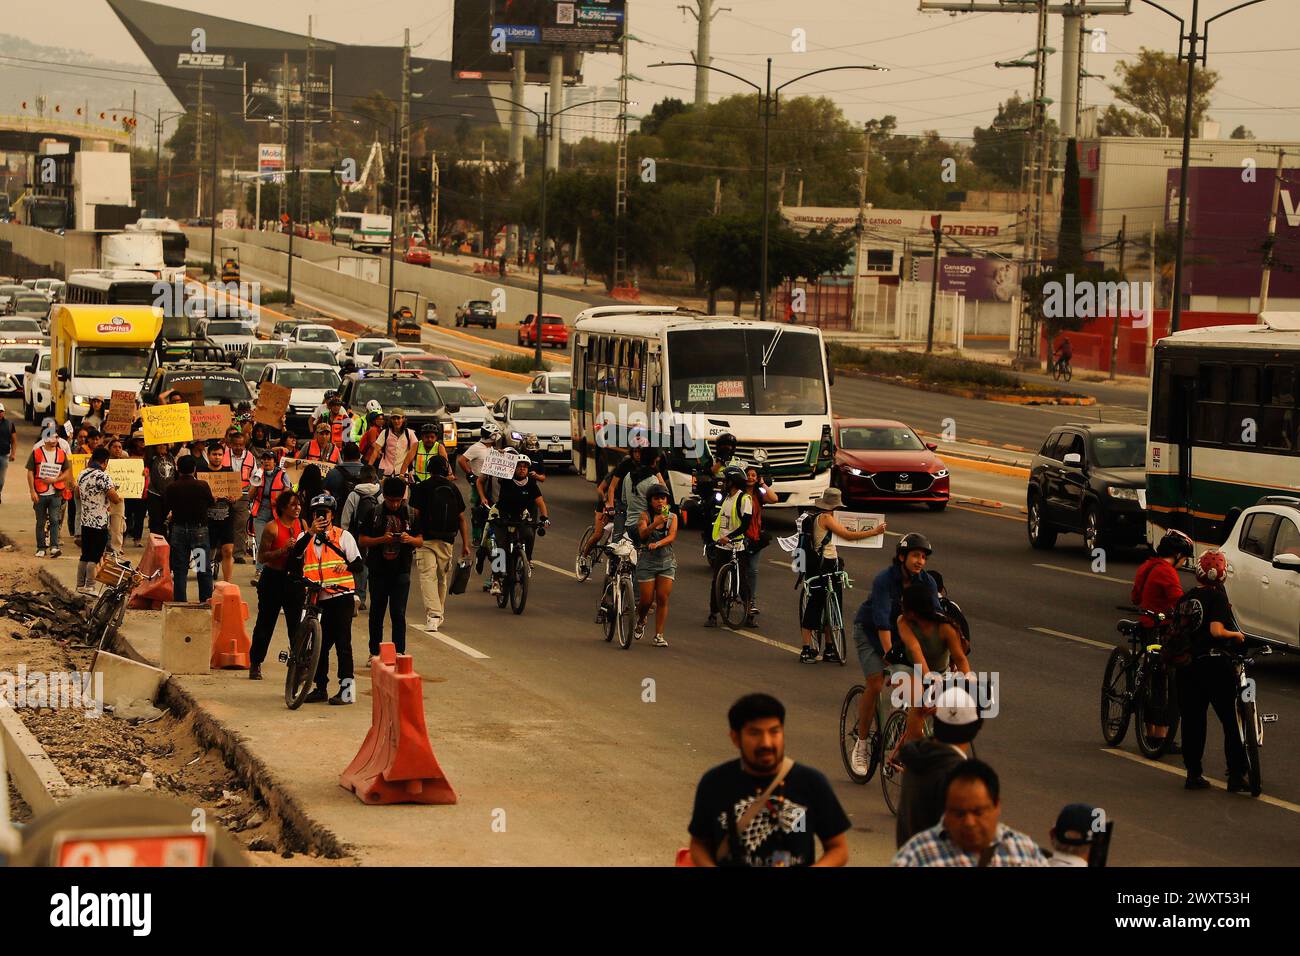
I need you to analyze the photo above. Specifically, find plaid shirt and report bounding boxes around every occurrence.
[892,822,1048,867]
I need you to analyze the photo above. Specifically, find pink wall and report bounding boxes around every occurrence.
[1040,310,1257,375]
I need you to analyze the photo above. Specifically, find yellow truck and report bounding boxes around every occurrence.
[49,304,164,427]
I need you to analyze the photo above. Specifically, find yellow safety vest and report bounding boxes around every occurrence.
[411,441,444,481]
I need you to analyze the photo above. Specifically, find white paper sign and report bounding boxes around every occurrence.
[832,511,886,549]
[38,461,62,481]
[480,449,522,480]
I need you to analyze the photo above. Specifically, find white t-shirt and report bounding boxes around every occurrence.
[715,491,753,552]
[461,441,492,477]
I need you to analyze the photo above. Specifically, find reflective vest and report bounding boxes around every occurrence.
[711,491,750,546]
[410,440,444,482]
[33,445,71,498]
[305,440,341,464]
[222,448,256,491]
[348,413,366,444]
[251,468,289,517]
[303,526,355,593]
[328,412,349,445]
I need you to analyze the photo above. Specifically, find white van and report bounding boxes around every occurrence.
[333,212,391,254]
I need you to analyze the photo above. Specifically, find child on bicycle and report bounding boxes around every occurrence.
[893,582,973,748]
[797,487,886,663]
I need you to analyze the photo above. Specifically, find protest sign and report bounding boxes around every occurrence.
[254,382,291,428]
[142,404,194,445]
[832,512,886,549]
[198,471,243,500]
[69,453,89,481]
[106,458,145,499]
[102,390,137,436]
[480,449,522,479]
[170,380,204,406]
[280,457,335,488]
[191,405,233,441]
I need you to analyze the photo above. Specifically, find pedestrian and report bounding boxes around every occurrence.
[687,693,850,867]
[74,446,121,594]
[82,396,106,431]
[633,483,677,647]
[366,408,416,478]
[221,426,256,563]
[296,463,325,511]
[1175,549,1252,793]
[106,437,128,554]
[163,453,216,603]
[323,441,364,504]
[357,476,421,656]
[400,423,448,481]
[145,442,177,540]
[892,760,1048,866]
[125,433,148,546]
[247,423,271,460]
[195,440,236,583]
[409,455,469,633]
[1046,803,1101,867]
[291,494,364,706]
[250,449,288,580]
[340,465,380,610]
[743,463,778,623]
[249,490,306,681]
[0,404,16,505]
[26,429,71,558]
[304,420,342,464]
[895,685,982,848]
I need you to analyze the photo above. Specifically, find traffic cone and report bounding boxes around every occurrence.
[208,581,251,669]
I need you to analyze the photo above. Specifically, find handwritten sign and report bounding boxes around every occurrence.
[142,403,194,445]
[254,382,291,428]
[280,457,335,489]
[37,461,62,481]
[70,453,89,481]
[198,470,243,500]
[106,458,145,499]
[103,390,137,436]
[480,449,523,480]
[832,511,886,549]
[190,405,233,442]
[170,379,204,407]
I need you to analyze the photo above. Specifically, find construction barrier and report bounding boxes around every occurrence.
[128,533,173,609]
[208,581,251,670]
[610,283,641,302]
[340,642,457,805]
[675,847,695,867]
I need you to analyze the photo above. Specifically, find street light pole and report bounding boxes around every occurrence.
[536,91,549,372]
[208,107,218,281]
[387,113,397,336]
[759,58,771,320]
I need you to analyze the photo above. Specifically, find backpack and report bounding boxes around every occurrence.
[331,465,362,527]
[792,509,830,578]
[348,488,381,541]
[1161,593,1205,668]
[416,481,461,539]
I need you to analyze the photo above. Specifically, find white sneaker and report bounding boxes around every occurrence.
[35,550,47,558]
[850,737,872,776]
[633,622,645,641]
[489,579,502,595]
[425,615,440,632]
[652,633,669,647]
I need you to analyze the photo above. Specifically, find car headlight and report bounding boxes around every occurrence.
[845,466,865,477]
[1107,486,1139,500]
[73,394,87,406]
[932,468,949,479]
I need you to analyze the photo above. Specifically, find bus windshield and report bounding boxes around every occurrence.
[667,327,827,415]
[106,282,157,306]
[75,348,152,379]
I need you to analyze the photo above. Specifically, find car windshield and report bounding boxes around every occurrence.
[838,426,925,452]
[1091,434,1145,469]
[286,347,336,365]
[276,368,339,390]
[511,399,567,422]
[247,343,280,357]
[667,328,827,415]
[206,321,245,336]
[435,384,483,407]
[166,374,251,405]
[0,347,39,363]
[240,361,270,383]
[298,327,337,343]
[75,348,152,378]
[546,375,571,394]
[357,340,395,356]
[12,299,47,314]
[0,318,41,332]
[354,378,441,408]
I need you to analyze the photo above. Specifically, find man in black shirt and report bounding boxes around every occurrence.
[688,693,849,867]
[0,404,16,505]
[195,441,236,584]
[163,454,216,602]
[410,456,470,633]
[357,476,422,656]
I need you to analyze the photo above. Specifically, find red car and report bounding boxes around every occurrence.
[518,312,569,349]
[831,418,950,511]
[404,244,431,266]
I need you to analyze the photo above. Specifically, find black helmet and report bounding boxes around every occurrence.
[895,532,933,559]
[1156,528,1194,559]
[420,422,439,437]
[716,432,737,451]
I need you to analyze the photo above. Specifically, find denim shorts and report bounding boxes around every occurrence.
[853,623,886,677]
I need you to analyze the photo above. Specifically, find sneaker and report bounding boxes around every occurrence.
[742,613,756,628]
[424,615,440,632]
[304,687,329,704]
[249,665,263,681]
[1226,775,1250,793]
[652,633,669,647]
[358,597,367,611]
[489,579,502,595]
[633,622,645,642]
[822,647,843,664]
[482,579,491,592]
[1184,775,1211,791]
[234,555,248,565]
[748,604,759,618]
[34,550,46,558]
[850,737,872,776]
[49,547,62,558]
[799,645,818,664]
[328,691,353,706]
[704,615,718,628]
[250,574,261,587]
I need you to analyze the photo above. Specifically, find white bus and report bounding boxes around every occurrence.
[1146,312,1300,546]
[332,212,391,253]
[570,307,835,508]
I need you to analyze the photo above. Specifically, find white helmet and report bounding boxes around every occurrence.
[365,399,383,415]
[481,422,503,442]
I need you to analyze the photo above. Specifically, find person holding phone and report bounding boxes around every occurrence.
[634,485,677,647]
[357,476,422,657]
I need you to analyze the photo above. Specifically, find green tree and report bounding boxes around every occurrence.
[1097,48,1218,137]
[1230,124,1255,140]
[639,97,689,137]
[971,95,1057,187]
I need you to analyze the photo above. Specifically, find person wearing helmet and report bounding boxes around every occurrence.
[634,484,678,647]
[1130,528,1196,753]
[705,466,754,627]
[289,492,365,706]
[1175,549,1250,793]
[401,421,449,483]
[458,423,502,549]
[895,685,983,848]
[847,532,942,776]
[709,432,743,477]
[518,433,546,483]
[349,399,384,444]
[309,390,341,433]
[481,452,548,594]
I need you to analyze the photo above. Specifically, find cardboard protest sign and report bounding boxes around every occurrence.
[480,448,522,479]
[198,470,243,500]
[170,379,205,406]
[69,453,89,481]
[832,511,886,549]
[142,404,194,445]
[254,382,291,428]
[106,458,146,499]
[190,405,233,441]
[102,390,137,436]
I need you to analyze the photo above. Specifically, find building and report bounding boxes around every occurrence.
[561,85,623,143]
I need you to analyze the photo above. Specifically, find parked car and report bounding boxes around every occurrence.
[527,371,571,396]
[518,312,569,349]
[1026,423,1146,553]
[831,418,950,511]
[0,344,41,394]
[455,299,496,329]
[289,323,345,360]
[1220,496,1300,649]
[259,361,341,433]
[344,337,398,369]
[492,393,572,467]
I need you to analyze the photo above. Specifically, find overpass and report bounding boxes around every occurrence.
[0,114,130,154]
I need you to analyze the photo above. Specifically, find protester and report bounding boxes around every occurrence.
[106,437,128,554]
[409,455,469,633]
[357,411,386,460]
[892,760,1048,866]
[145,442,177,540]
[357,476,421,656]
[340,465,381,611]
[124,432,148,546]
[323,442,364,504]
[195,440,236,583]
[895,686,983,848]
[366,409,417,478]
[221,426,256,563]
[26,429,71,558]
[633,484,677,647]
[250,450,288,580]
[249,490,306,681]
[304,421,342,464]
[291,494,364,706]
[296,463,325,513]
[163,454,216,603]
[688,693,850,867]
[74,447,121,594]
[0,404,16,505]
[1047,803,1100,867]
[401,423,448,482]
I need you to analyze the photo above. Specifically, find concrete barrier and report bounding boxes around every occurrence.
[0,221,99,276]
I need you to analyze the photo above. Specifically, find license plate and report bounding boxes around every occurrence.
[895,483,912,492]
[549,444,564,453]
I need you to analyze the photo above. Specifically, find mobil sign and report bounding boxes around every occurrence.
[1173,166,1300,298]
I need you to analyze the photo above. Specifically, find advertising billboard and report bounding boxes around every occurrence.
[916,257,1021,302]
[452,0,583,81]
[491,0,625,50]
[243,62,333,122]
[258,144,285,184]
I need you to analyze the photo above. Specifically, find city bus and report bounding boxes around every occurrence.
[1146,312,1300,547]
[571,307,835,508]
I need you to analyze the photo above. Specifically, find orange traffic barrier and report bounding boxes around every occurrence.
[340,642,457,805]
[128,533,173,609]
[675,848,695,866]
[610,283,640,302]
[208,581,251,669]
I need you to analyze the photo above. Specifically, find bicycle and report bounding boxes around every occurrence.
[710,542,751,628]
[1051,355,1073,382]
[279,577,345,710]
[575,507,614,582]
[875,667,979,815]
[486,512,545,615]
[1100,610,1181,759]
[85,560,161,650]
[798,568,851,664]
[597,534,638,649]
[1220,644,1277,797]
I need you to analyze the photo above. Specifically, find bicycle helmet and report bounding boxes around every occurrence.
[722,465,747,489]
[309,493,337,514]
[1195,548,1228,584]
[716,432,737,455]
[481,422,503,442]
[365,399,383,415]
[895,532,933,558]
[1156,528,1195,560]
[420,422,439,437]
[522,433,541,451]
[646,483,670,500]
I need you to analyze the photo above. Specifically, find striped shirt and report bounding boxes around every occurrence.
[892,823,1048,867]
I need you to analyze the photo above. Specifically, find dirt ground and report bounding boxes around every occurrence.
[0,551,349,866]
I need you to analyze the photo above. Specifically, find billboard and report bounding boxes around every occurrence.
[243,62,333,122]
[916,257,1021,302]
[784,206,1018,240]
[491,0,625,50]
[452,0,583,82]
[258,144,285,184]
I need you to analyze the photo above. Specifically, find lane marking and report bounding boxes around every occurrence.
[951,504,1026,522]
[419,626,491,660]
[725,625,800,655]
[1033,562,1128,584]
[1028,625,1113,650]
[532,558,577,579]
[1102,748,1300,815]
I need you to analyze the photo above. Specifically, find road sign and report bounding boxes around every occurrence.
[220,208,237,230]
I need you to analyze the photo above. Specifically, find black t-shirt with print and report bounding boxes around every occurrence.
[688,759,850,867]
[362,501,414,575]
[1181,584,1235,657]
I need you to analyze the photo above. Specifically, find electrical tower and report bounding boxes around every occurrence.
[1017,0,1053,364]
[613,7,631,288]
[397,27,412,243]
[678,0,730,108]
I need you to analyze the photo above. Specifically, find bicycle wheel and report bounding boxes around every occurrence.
[284,616,322,710]
[715,560,742,627]
[1064,363,1073,382]
[1051,361,1062,382]
[617,576,637,650]
[880,709,908,816]
[86,591,119,649]
[494,548,509,608]
[601,578,616,642]
[1134,664,1176,760]
[1239,700,1262,796]
[827,593,847,665]
[575,525,594,582]
[839,685,880,785]
[510,553,530,615]
[1100,647,1134,746]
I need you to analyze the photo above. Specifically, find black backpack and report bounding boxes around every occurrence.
[1162,594,1205,668]
[416,481,461,539]
[331,465,362,527]
[348,489,381,541]
[792,509,829,579]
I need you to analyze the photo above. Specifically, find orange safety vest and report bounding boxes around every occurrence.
[303,526,355,593]
[250,468,289,517]
[222,448,256,490]
[305,440,341,464]
[329,412,349,445]
[33,446,71,499]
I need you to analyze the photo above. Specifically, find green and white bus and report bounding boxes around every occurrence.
[1147,313,1300,547]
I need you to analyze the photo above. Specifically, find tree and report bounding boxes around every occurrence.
[970,95,1057,188]
[639,97,689,137]
[1056,138,1084,272]
[1230,124,1255,140]
[1098,48,1218,137]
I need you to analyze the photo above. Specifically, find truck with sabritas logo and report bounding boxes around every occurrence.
[49,304,164,426]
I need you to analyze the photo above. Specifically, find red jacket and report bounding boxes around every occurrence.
[1131,557,1183,628]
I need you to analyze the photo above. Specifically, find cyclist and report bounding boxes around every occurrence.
[894,582,973,747]
[290,493,365,706]
[705,466,752,628]
[249,490,305,681]
[797,487,886,662]
[848,532,940,775]
[709,432,744,476]
[518,433,547,483]
[458,423,501,551]
[696,432,743,545]
[634,484,677,647]
[1052,333,1072,377]
[1175,549,1250,793]
[743,462,778,625]
[482,454,549,595]
[610,431,651,541]
[580,442,644,570]
[1131,528,1195,752]
[401,422,449,482]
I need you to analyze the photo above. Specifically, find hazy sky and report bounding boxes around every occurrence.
[8,0,1297,141]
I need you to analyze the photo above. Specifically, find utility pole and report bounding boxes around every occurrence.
[508,49,525,261]
[679,0,729,108]
[713,176,721,215]
[926,215,943,353]
[1015,0,1051,367]
[546,54,563,172]
[1259,149,1286,316]
[430,151,440,246]
[777,166,787,209]
[155,106,162,217]
[301,16,314,226]
[397,27,412,245]
[286,109,299,307]
[278,52,289,222]
[207,107,217,279]
[194,69,204,218]
[479,139,486,251]
[387,114,397,331]
[612,7,631,288]
[535,90,550,371]
[850,128,870,331]
[1109,215,1127,380]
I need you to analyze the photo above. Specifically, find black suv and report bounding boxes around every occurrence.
[455,300,496,329]
[1026,423,1147,553]
[141,362,254,408]
[338,370,456,450]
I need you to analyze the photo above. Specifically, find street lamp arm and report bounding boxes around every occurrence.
[775,64,886,94]
[649,61,761,94]
[1204,0,1267,32]
[1134,0,1184,30]
[454,93,540,120]
[551,99,627,118]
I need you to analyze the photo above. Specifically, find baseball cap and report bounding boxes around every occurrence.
[389,408,405,418]
[932,686,982,744]
[1054,803,1099,846]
